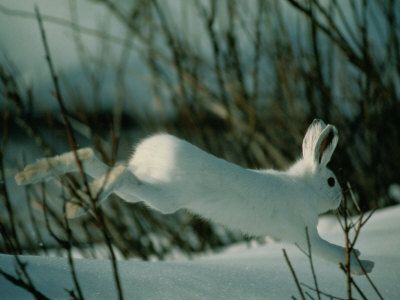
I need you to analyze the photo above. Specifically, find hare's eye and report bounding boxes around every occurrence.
[327,177,335,187]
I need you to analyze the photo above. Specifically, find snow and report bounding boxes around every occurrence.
[1,205,400,299]
[389,184,400,203]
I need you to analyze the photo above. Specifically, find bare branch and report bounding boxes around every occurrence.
[283,249,306,300]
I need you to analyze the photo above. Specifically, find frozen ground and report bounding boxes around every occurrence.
[1,205,399,299]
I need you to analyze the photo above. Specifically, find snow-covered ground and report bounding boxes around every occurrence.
[1,205,399,299]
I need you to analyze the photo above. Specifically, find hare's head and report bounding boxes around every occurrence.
[290,119,343,213]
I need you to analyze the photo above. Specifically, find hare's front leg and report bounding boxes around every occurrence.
[15,148,108,185]
[309,232,374,275]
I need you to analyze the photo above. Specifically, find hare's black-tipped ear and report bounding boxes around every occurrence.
[302,119,327,162]
[315,125,338,166]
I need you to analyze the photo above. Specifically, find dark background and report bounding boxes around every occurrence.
[1,0,399,260]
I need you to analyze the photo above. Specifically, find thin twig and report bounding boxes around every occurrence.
[34,6,124,299]
[283,249,306,300]
[24,184,48,254]
[61,187,85,300]
[0,268,50,300]
[304,291,315,300]
[342,193,352,299]
[34,5,91,194]
[0,149,21,253]
[0,219,49,299]
[339,263,368,300]
[305,227,321,300]
[301,283,347,300]
[40,183,84,299]
[354,255,384,300]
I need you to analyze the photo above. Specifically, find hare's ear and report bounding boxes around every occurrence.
[302,119,339,166]
[302,119,327,162]
[315,125,338,166]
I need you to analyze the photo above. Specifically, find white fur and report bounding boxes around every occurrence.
[15,119,374,274]
[129,134,310,238]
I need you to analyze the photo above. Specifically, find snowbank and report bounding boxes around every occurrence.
[1,205,400,299]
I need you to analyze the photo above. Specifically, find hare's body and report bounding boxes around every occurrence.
[15,119,374,274]
[129,134,311,240]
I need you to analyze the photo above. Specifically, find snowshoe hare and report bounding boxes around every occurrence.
[16,119,374,274]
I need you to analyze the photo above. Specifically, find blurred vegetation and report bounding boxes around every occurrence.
[1,0,399,260]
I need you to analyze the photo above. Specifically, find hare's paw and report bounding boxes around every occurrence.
[65,201,89,219]
[15,148,94,185]
[15,159,55,185]
[350,259,374,275]
[65,188,93,218]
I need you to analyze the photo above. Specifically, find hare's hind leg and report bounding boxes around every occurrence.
[67,164,177,217]
[15,148,108,185]
[66,165,133,217]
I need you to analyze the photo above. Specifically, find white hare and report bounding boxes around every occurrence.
[15,119,374,274]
